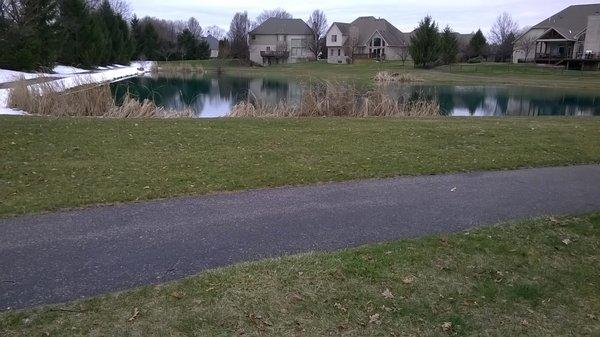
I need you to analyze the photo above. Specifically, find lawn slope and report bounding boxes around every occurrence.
[1,116,599,216]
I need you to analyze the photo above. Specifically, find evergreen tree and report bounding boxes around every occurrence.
[141,22,160,60]
[177,29,198,59]
[439,26,458,65]
[197,39,210,59]
[57,0,91,66]
[131,15,144,59]
[176,29,211,60]
[409,16,440,68]
[469,29,487,58]
[0,0,59,70]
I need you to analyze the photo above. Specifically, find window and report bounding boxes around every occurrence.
[330,49,334,56]
[266,46,271,52]
[332,35,337,42]
[338,49,341,56]
[251,35,256,40]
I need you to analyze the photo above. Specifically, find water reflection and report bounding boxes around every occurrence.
[395,85,599,116]
[110,75,600,117]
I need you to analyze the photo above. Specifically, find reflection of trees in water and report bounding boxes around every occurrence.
[391,85,599,116]
[112,77,600,117]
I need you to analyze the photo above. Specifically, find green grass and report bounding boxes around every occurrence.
[2,214,599,336]
[1,116,599,216]
[172,59,600,90]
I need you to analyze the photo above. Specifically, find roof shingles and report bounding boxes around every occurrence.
[249,18,313,36]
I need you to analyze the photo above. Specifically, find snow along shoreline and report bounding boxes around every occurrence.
[0,62,152,115]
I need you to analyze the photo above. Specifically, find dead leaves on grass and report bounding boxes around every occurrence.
[441,321,453,332]
[381,288,394,300]
[369,313,381,324]
[127,307,139,322]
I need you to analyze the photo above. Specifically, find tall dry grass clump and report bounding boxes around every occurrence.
[152,62,205,75]
[229,81,440,118]
[8,78,193,118]
[373,71,424,84]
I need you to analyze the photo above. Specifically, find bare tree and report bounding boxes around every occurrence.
[187,17,203,39]
[228,11,250,59]
[344,26,360,63]
[490,12,519,61]
[205,25,226,40]
[307,9,327,58]
[399,46,409,66]
[490,12,518,45]
[254,8,292,27]
[516,32,537,62]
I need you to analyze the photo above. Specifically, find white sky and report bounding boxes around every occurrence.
[128,0,579,34]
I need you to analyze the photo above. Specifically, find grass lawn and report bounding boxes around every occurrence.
[175,59,600,90]
[1,116,600,216]
[2,213,599,336]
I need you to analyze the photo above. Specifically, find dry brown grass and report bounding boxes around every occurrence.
[373,71,424,83]
[7,78,194,118]
[229,81,439,118]
[152,62,205,74]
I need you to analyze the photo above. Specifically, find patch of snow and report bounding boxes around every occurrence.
[0,106,26,115]
[52,65,88,75]
[0,62,154,114]
[0,69,57,84]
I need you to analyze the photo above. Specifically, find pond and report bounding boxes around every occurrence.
[110,74,600,117]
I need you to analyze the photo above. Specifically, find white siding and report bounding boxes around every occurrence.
[249,34,314,65]
[512,28,545,63]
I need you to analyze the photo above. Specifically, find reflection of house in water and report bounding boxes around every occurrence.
[247,78,304,106]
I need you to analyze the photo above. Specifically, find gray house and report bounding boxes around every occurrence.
[325,17,409,64]
[513,4,600,67]
[204,35,219,58]
[248,18,315,65]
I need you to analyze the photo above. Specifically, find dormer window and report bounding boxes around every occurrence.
[332,35,337,42]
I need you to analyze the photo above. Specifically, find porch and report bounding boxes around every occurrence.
[260,50,289,65]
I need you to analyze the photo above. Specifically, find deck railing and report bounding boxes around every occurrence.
[260,51,289,59]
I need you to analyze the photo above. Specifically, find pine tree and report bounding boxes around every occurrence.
[141,22,160,60]
[409,16,440,68]
[57,0,91,66]
[439,26,458,65]
[469,29,487,58]
[131,15,144,59]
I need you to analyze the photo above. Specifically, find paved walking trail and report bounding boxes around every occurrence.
[1,165,599,309]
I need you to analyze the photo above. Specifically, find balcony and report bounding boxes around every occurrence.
[260,50,289,59]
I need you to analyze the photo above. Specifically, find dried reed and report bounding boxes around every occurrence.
[229,81,439,118]
[7,78,193,118]
[373,71,424,84]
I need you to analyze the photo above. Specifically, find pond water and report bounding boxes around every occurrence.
[110,74,600,117]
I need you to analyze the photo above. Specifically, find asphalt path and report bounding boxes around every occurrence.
[1,165,599,309]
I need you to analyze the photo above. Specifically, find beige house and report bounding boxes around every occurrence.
[325,17,409,64]
[513,4,600,67]
[248,18,315,65]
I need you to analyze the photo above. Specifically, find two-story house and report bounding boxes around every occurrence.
[325,16,409,64]
[248,18,315,65]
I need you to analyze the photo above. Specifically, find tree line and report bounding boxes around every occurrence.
[0,0,217,70]
[409,12,520,68]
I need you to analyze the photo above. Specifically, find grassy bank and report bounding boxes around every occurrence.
[1,116,599,216]
[2,214,599,336]
[172,59,600,90]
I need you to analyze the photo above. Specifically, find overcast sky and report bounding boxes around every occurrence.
[128,0,577,34]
